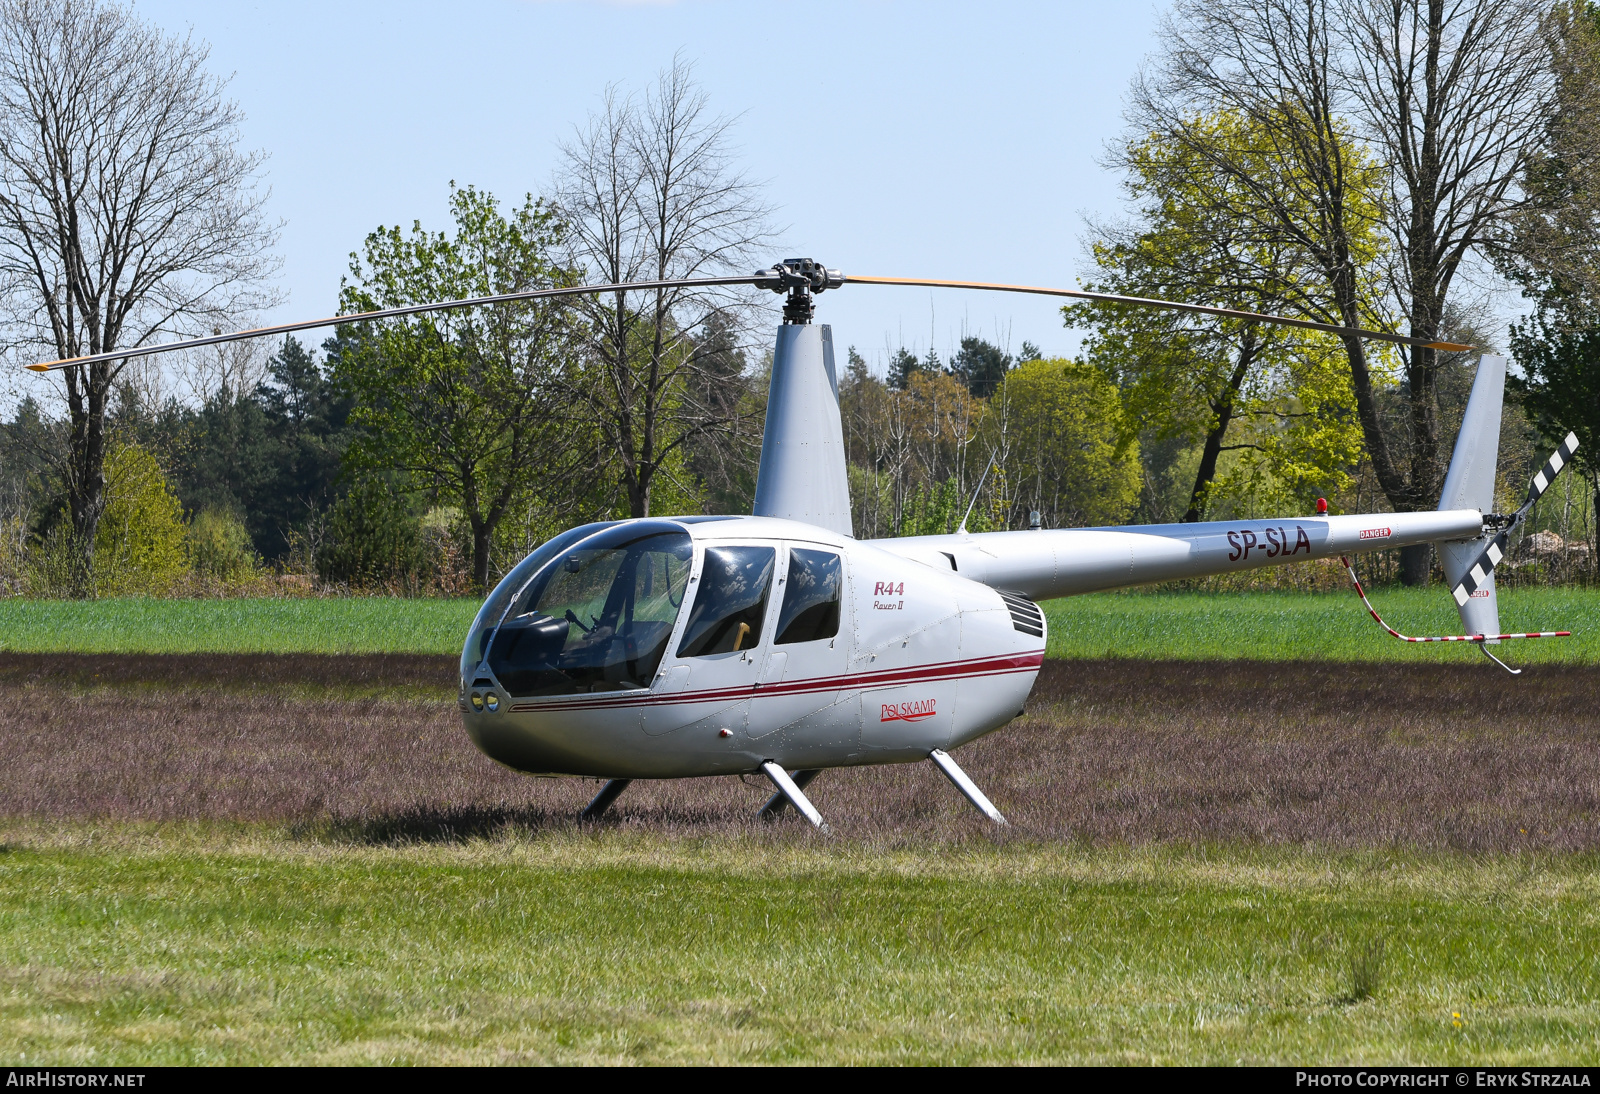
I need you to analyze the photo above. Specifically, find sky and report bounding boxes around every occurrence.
[122,0,1168,376]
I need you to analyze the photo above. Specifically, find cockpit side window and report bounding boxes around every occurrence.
[677,546,776,657]
[775,548,841,644]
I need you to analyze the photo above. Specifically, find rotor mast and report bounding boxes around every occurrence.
[754,258,843,325]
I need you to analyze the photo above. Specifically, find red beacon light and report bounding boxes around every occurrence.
[1315,498,1329,515]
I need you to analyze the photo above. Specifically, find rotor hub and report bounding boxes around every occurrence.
[754,258,844,324]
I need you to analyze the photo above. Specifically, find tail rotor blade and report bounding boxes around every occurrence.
[1450,532,1510,607]
[1450,431,1581,606]
[1522,432,1580,512]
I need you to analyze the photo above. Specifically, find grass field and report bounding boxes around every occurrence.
[1,585,1596,663]
[0,596,478,655]
[1045,586,1600,665]
[4,594,1599,1064]
[3,831,1597,1065]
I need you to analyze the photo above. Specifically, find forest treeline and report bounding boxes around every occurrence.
[1,0,1599,598]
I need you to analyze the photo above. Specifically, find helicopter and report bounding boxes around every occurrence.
[26,258,1578,832]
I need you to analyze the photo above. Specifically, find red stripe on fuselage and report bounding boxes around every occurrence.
[506,650,1044,713]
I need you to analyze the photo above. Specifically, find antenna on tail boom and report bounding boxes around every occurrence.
[958,452,998,535]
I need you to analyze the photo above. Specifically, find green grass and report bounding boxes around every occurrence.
[0,597,479,655]
[1046,586,1600,664]
[0,586,1595,663]
[2,827,1598,1064]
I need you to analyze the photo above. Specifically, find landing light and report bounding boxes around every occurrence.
[470,692,484,711]
[485,693,500,712]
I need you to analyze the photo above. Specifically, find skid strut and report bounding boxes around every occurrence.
[580,778,632,820]
[929,749,1008,825]
[760,762,829,832]
[758,770,821,818]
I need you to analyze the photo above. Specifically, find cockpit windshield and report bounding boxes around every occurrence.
[481,522,693,696]
[459,521,618,686]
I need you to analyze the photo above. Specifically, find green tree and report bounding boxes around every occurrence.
[887,348,921,391]
[93,442,188,596]
[317,475,424,589]
[1501,4,1600,538]
[1133,0,1555,581]
[335,185,581,588]
[982,359,1141,529]
[1069,116,1374,522]
[1508,315,1600,517]
[950,336,1012,397]
[683,311,762,514]
[250,336,354,559]
[187,507,258,582]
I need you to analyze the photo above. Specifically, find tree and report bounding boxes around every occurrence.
[92,440,187,596]
[1508,311,1600,523]
[981,358,1142,529]
[0,0,278,592]
[554,57,772,518]
[950,336,1012,397]
[1134,0,1555,582]
[108,335,351,565]
[1071,118,1372,521]
[335,184,580,588]
[1497,5,1600,559]
[316,474,424,589]
[683,310,762,513]
[886,347,921,390]
[251,336,353,558]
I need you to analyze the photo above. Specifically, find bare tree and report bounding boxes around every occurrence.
[554,56,773,518]
[1132,0,1553,582]
[0,0,278,590]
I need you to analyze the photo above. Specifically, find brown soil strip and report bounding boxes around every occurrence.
[0,652,456,693]
[3,656,1597,851]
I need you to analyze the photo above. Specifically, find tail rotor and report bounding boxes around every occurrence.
[1449,431,1580,608]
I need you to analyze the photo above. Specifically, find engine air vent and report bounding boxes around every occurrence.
[998,592,1045,638]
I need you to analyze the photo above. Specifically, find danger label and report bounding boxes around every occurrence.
[1359,527,1392,540]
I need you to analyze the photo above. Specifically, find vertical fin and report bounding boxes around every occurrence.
[1436,354,1506,639]
[752,323,853,535]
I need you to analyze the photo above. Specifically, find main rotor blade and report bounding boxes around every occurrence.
[846,275,1473,352]
[21,274,767,373]
[22,264,1473,373]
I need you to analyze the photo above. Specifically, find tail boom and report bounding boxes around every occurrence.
[877,509,1484,601]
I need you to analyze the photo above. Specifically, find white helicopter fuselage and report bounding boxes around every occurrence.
[461,516,1043,779]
